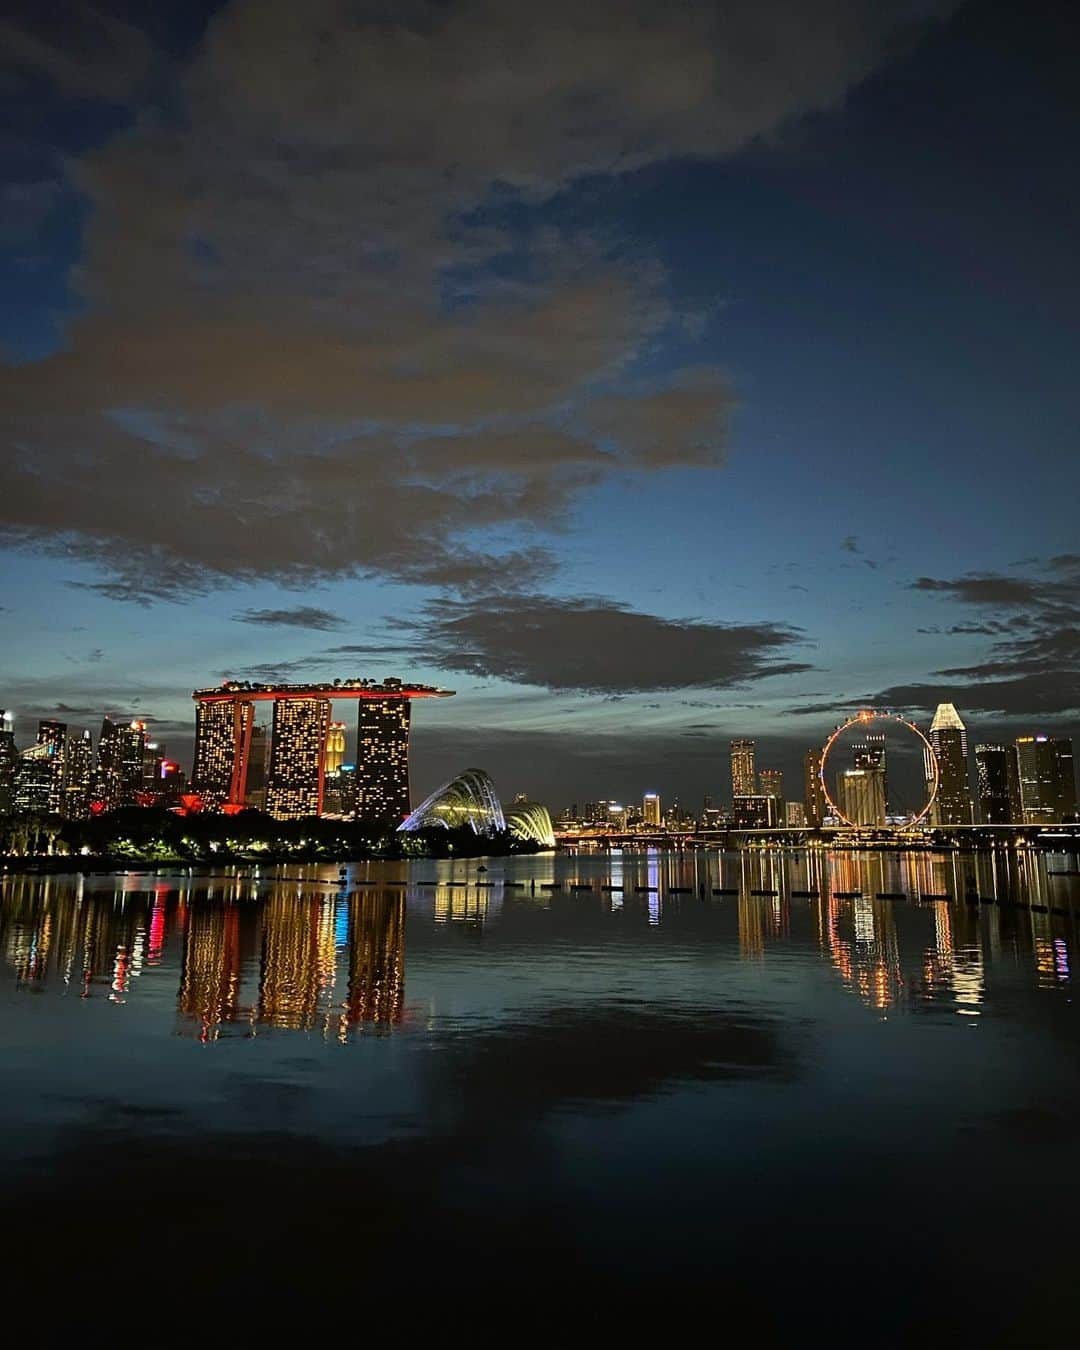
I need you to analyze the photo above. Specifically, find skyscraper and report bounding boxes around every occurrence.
[1015,736,1076,824]
[245,724,270,810]
[356,697,411,827]
[325,721,347,774]
[93,717,146,811]
[62,729,94,819]
[642,791,661,827]
[266,698,331,820]
[36,720,67,814]
[93,716,122,811]
[730,739,756,800]
[759,768,784,811]
[15,745,56,814]
[803,748,825,828]
[191,698,254,806]
[974,743,1021,825]
[840,768,886,827]
[927,703,972,826]
[852,730,887,811]
[0,711,17,815]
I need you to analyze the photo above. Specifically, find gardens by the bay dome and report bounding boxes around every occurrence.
[397,770,554,847]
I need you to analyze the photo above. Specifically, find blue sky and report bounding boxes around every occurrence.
[1,0,1078,806]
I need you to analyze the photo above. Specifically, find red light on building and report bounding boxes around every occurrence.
[220,802,245,816]
[179,793,204,814]
[89,799,108,815]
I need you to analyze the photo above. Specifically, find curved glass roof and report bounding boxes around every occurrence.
[398,768,506,834]
[504,800,556,849]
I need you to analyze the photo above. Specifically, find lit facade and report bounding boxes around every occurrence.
[14,745,55,815]
[928,703,971,825]
[732,795,779,829]
[1016,736,1076,824]
[975,743,1021,824]
[325,721,347,774]
[356,697,411,826]
[643,791,661,826]
[0,711,16,815]
[730,739,756,800]
[191,699,254,806]
[36,720,67,814]
[62,729,94,819]
[759,768,784,809]
[803,748,825,828]
[840,767,887,827]
[266,698,331,820]
[93,717,147,811]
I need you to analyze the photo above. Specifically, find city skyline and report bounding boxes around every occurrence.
[2,689,1074,832]
[1,0,1079,808]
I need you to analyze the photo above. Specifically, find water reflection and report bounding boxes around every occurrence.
[0,850,1077,1034]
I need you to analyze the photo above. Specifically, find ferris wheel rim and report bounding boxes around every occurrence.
[818,709,939,829]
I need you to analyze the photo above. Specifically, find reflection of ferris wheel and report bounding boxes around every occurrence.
[819,710,939,828]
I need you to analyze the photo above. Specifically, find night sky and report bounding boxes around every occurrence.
[2,0,1078,807]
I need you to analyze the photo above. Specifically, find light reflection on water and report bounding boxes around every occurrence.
[1,849,1077,1032]
[2,850,1080,1336]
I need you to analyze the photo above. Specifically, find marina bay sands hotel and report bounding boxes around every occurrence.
[190,678,454,824]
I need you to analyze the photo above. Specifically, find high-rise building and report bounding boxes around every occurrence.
[93,716,122,811]
[1015,736,1076,824]
[36,720,67,814]
[15,745,56,815]
[325,721,347,775]
[839,767,887,827]
[0,711,16,815]
[191,699,254,807]
[730,739,756,800]
[93,717,147,811]
[245,725,270,810]
[803,748,825,828]
[356,697,411,827]
[62,729,94,819]
[118,720,147,806]
[785,801,807,828]
[759,768,784,813]
[159,759,188,807]
[642,791,661,826]
[927,703,972,825]
[852,731,887,811]
[974,743,1021,825]
[267,698,331,820]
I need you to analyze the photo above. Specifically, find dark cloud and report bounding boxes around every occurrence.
[805,560,1080,718]
[389,594,811,693]
[234,607,347,632]
[0,0,950,602]
[842,535,860,554]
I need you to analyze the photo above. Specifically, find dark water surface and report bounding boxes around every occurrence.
[2,849,1079,1342]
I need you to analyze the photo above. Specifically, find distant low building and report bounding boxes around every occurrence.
[732,795,779,829]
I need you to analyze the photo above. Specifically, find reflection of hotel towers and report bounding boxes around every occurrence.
[343,894,404,1029]
[257,891,338,1030]
[266,698,332,819]
[179,905,242,1040]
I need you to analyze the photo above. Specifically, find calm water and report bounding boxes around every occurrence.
[2,849,1079,1342]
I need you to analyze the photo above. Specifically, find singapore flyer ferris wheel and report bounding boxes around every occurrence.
[819,710,939,828]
